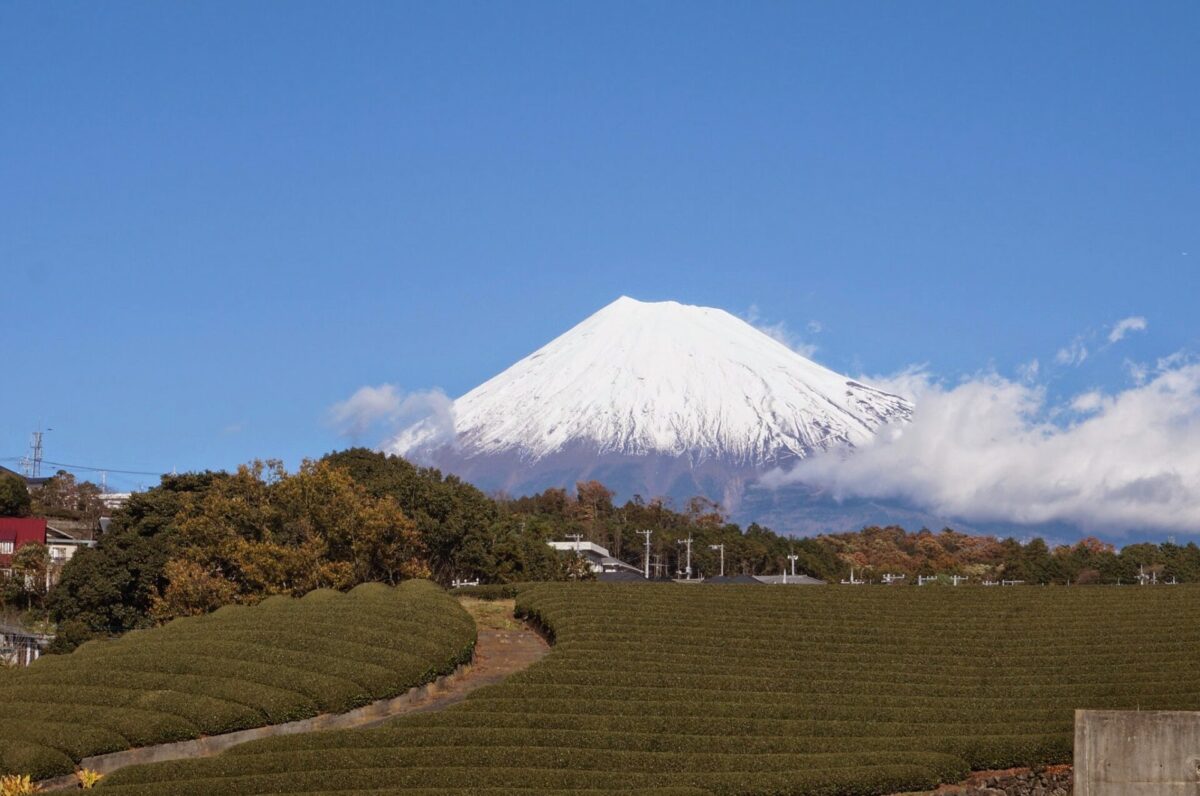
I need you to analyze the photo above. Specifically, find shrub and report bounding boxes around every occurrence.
[450,583,529,600]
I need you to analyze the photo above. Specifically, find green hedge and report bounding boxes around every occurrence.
[98,582,1200,795]
[0,579,474,779]
[450,583,532,600]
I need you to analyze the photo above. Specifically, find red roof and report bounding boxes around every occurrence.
[0,517,47,567]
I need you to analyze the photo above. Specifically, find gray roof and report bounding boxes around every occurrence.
[600,556,642,574]
[702,574,763,585]
[597,570,651,583]
[753,574,826,585]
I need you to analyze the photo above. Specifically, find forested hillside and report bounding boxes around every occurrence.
[43,449,1200,650]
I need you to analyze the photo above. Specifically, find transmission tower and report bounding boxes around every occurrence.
[20,428,50,478]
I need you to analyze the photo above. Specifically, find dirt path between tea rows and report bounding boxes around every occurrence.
[41,602,548,791]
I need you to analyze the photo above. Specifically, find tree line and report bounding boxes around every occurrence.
[2,451,1196,652]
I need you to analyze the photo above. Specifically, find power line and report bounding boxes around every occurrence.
[0,456,165,477]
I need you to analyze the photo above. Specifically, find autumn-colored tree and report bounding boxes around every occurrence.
[10,542,50,607]
[684,496,725,530]
[574,481,615,534]
[152,460,428,621]
[31,471,105,523]
[320,448,498,582]
[151,559,239,619]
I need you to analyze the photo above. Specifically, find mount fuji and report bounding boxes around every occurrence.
[390,297,923,530]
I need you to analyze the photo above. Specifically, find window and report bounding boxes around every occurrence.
[0,541,12,555]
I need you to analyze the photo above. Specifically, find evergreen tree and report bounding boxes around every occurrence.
[0,471,31,517]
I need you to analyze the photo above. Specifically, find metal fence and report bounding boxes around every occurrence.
[0,623,51,667]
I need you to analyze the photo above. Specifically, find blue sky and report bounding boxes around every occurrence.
[3,2,1198,500]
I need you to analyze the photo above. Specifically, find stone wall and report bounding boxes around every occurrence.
[957,767,1072,795]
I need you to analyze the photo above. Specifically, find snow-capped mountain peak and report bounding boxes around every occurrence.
[389,296,911,470]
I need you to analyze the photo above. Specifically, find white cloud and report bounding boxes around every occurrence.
[761,362,1200,533]
[1069,391,1108,414]
[1108,316,1148,344]
[1158,351,1187,370]
[1125,360,1149,385]
[745,305,818,358]
[1017,358,1040,382]
[1055,338,1089,366]
[329,384,455,444]
[329,384,404,437]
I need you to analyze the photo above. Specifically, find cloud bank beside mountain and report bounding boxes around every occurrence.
[763,359,1200,534]
[329,384,456,447]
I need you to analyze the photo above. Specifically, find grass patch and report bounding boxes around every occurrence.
[457,597,521,631]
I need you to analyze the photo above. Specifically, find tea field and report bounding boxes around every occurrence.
[100,582,1200,794]
[0,580,474,779]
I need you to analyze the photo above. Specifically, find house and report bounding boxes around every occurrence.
[0,464,50,490]
[548,540,643,576]
[0,517,95,590]
[99,492,132,510]
[46,521,97,567]
[0,517,47,571]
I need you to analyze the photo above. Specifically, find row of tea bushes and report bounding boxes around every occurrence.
[0,580,474,779]
[99,583,1200,794]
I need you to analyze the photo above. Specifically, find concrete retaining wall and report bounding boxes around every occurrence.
[1075,709,1200,795]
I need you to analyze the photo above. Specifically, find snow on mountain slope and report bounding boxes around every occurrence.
[389,296,912,470]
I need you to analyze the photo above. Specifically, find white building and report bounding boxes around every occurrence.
[99,492,132,510]
[548,540,643,575]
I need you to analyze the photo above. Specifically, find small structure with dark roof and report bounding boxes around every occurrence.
[597,570,653,583]
[754,573,826,585]
[702,574,763,585]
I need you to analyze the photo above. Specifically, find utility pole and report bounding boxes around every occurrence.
[709,544,725,577]
[841,568,865,585]
[638,530,653,579]
[566,533,583,554]
[677,536,693,580]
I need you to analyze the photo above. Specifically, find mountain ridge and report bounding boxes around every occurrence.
[391,296,912,471]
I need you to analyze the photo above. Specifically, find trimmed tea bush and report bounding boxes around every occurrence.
[101,583,1200,794]
[0,580,473,779]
